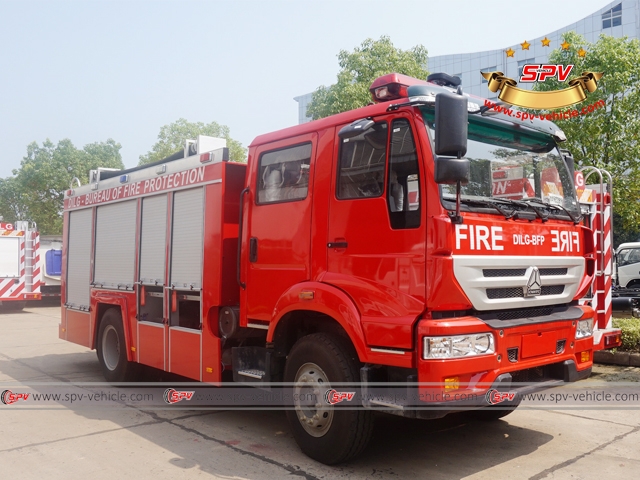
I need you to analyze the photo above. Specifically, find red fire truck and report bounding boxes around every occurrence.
[0,220,41,310]
[59,72,621,464]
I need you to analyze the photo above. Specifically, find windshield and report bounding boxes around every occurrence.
[420,107,580,219]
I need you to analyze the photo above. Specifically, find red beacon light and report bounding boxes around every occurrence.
[369,73,429,103]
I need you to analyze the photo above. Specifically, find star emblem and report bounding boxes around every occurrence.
[506,48,515,57]
[541,37,551,47]
[561,41,571,50]
[521,40,531,50]
[578,48,587,57]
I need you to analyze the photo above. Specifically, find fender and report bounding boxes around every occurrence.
[269,281,415,367]
[90,290,135,362]
[268,281,368,361]
[321,272,423,350]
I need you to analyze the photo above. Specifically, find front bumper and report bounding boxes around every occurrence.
[360,359,591,419]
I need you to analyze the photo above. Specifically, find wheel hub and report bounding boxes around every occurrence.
[102,325,120,371]
[293,362,334,437]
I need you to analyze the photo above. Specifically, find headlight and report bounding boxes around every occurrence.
[423,333,495,359]
[576,319,594,339]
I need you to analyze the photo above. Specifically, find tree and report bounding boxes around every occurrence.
[306,36,429,120]
[534,32,640,244]
[139,118,246,165]
[1,139,124,234]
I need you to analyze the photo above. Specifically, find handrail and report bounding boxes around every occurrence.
[236,187,250,289]
[580,166,613,277]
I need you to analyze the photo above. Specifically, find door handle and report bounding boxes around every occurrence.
[327,242,348,249]
[250,237,258,262]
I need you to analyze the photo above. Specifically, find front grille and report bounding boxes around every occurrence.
[486,285,564,299]
[483,269,526,277]
[556,339,566,354]
[542,285,564,295]
[487,287,524,299]
[507,347,519,363]
[511,366,548,383]
[492,307,555,321]
[482,268,567,278]
[539,268,568,276]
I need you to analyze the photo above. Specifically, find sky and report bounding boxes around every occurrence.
[0,0,615,178]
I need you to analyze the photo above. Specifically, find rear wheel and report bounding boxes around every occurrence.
[2,301,26,311]
[96,308,137,382]
[284,333,373,465]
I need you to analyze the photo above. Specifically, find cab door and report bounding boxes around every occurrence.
[242,135,316,323]
[326,115,426,347]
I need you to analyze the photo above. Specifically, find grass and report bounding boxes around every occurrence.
[612,317,640,353]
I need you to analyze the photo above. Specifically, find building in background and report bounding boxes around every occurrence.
[293,93,314,124]
[294,1,638,122]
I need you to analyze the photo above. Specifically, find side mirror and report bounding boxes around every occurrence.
[435,92,468,157]
[338,118,375,139]
[435,157,470,185]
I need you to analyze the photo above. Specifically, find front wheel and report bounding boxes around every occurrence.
[96,308,137,382]
[284,333,373,465]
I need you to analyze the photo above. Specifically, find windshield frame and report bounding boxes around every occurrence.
[419,106,580,222]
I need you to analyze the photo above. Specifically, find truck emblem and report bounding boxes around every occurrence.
[525,267,542,297]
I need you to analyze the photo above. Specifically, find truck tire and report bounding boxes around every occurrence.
[284,333,373,465]
[96,308,137,382]
[2,301,26,311]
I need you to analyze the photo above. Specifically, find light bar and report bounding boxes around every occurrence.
[119,175,129,183]
[200,152,212,163]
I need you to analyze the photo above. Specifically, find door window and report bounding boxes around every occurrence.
[257,143,311,204]
[337,122,388,199]
[387,119,421,229]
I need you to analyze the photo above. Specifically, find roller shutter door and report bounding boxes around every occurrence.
[66,208,92,308]
[171,187,204,289]
[139,194,168,285]
[94,200,137,288]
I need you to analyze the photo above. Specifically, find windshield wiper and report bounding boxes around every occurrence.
[453,197,520,220]
[520,197,582,224]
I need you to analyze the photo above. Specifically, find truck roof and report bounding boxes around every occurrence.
[251,73,565,148]
[617,242,640,251]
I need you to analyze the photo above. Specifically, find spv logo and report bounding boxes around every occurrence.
[163,388,194,404]
[485,389,517,405]
[324,389,355,405]
[520,64,574,83]
[1,389,30,405]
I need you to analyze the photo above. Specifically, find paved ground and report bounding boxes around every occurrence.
[1,303,640,479]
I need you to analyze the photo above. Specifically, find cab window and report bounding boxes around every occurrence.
[257,143,311,204]
[387,119,421,229]
[618,248,640,266]
[337,122,387,199]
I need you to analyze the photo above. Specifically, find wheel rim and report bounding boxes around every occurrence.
[102,325,120,371]
[293,362,334,437]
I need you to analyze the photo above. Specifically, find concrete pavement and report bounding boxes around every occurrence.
[1,304,639,479]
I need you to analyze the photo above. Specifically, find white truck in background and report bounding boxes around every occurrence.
[614,242,640,288]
